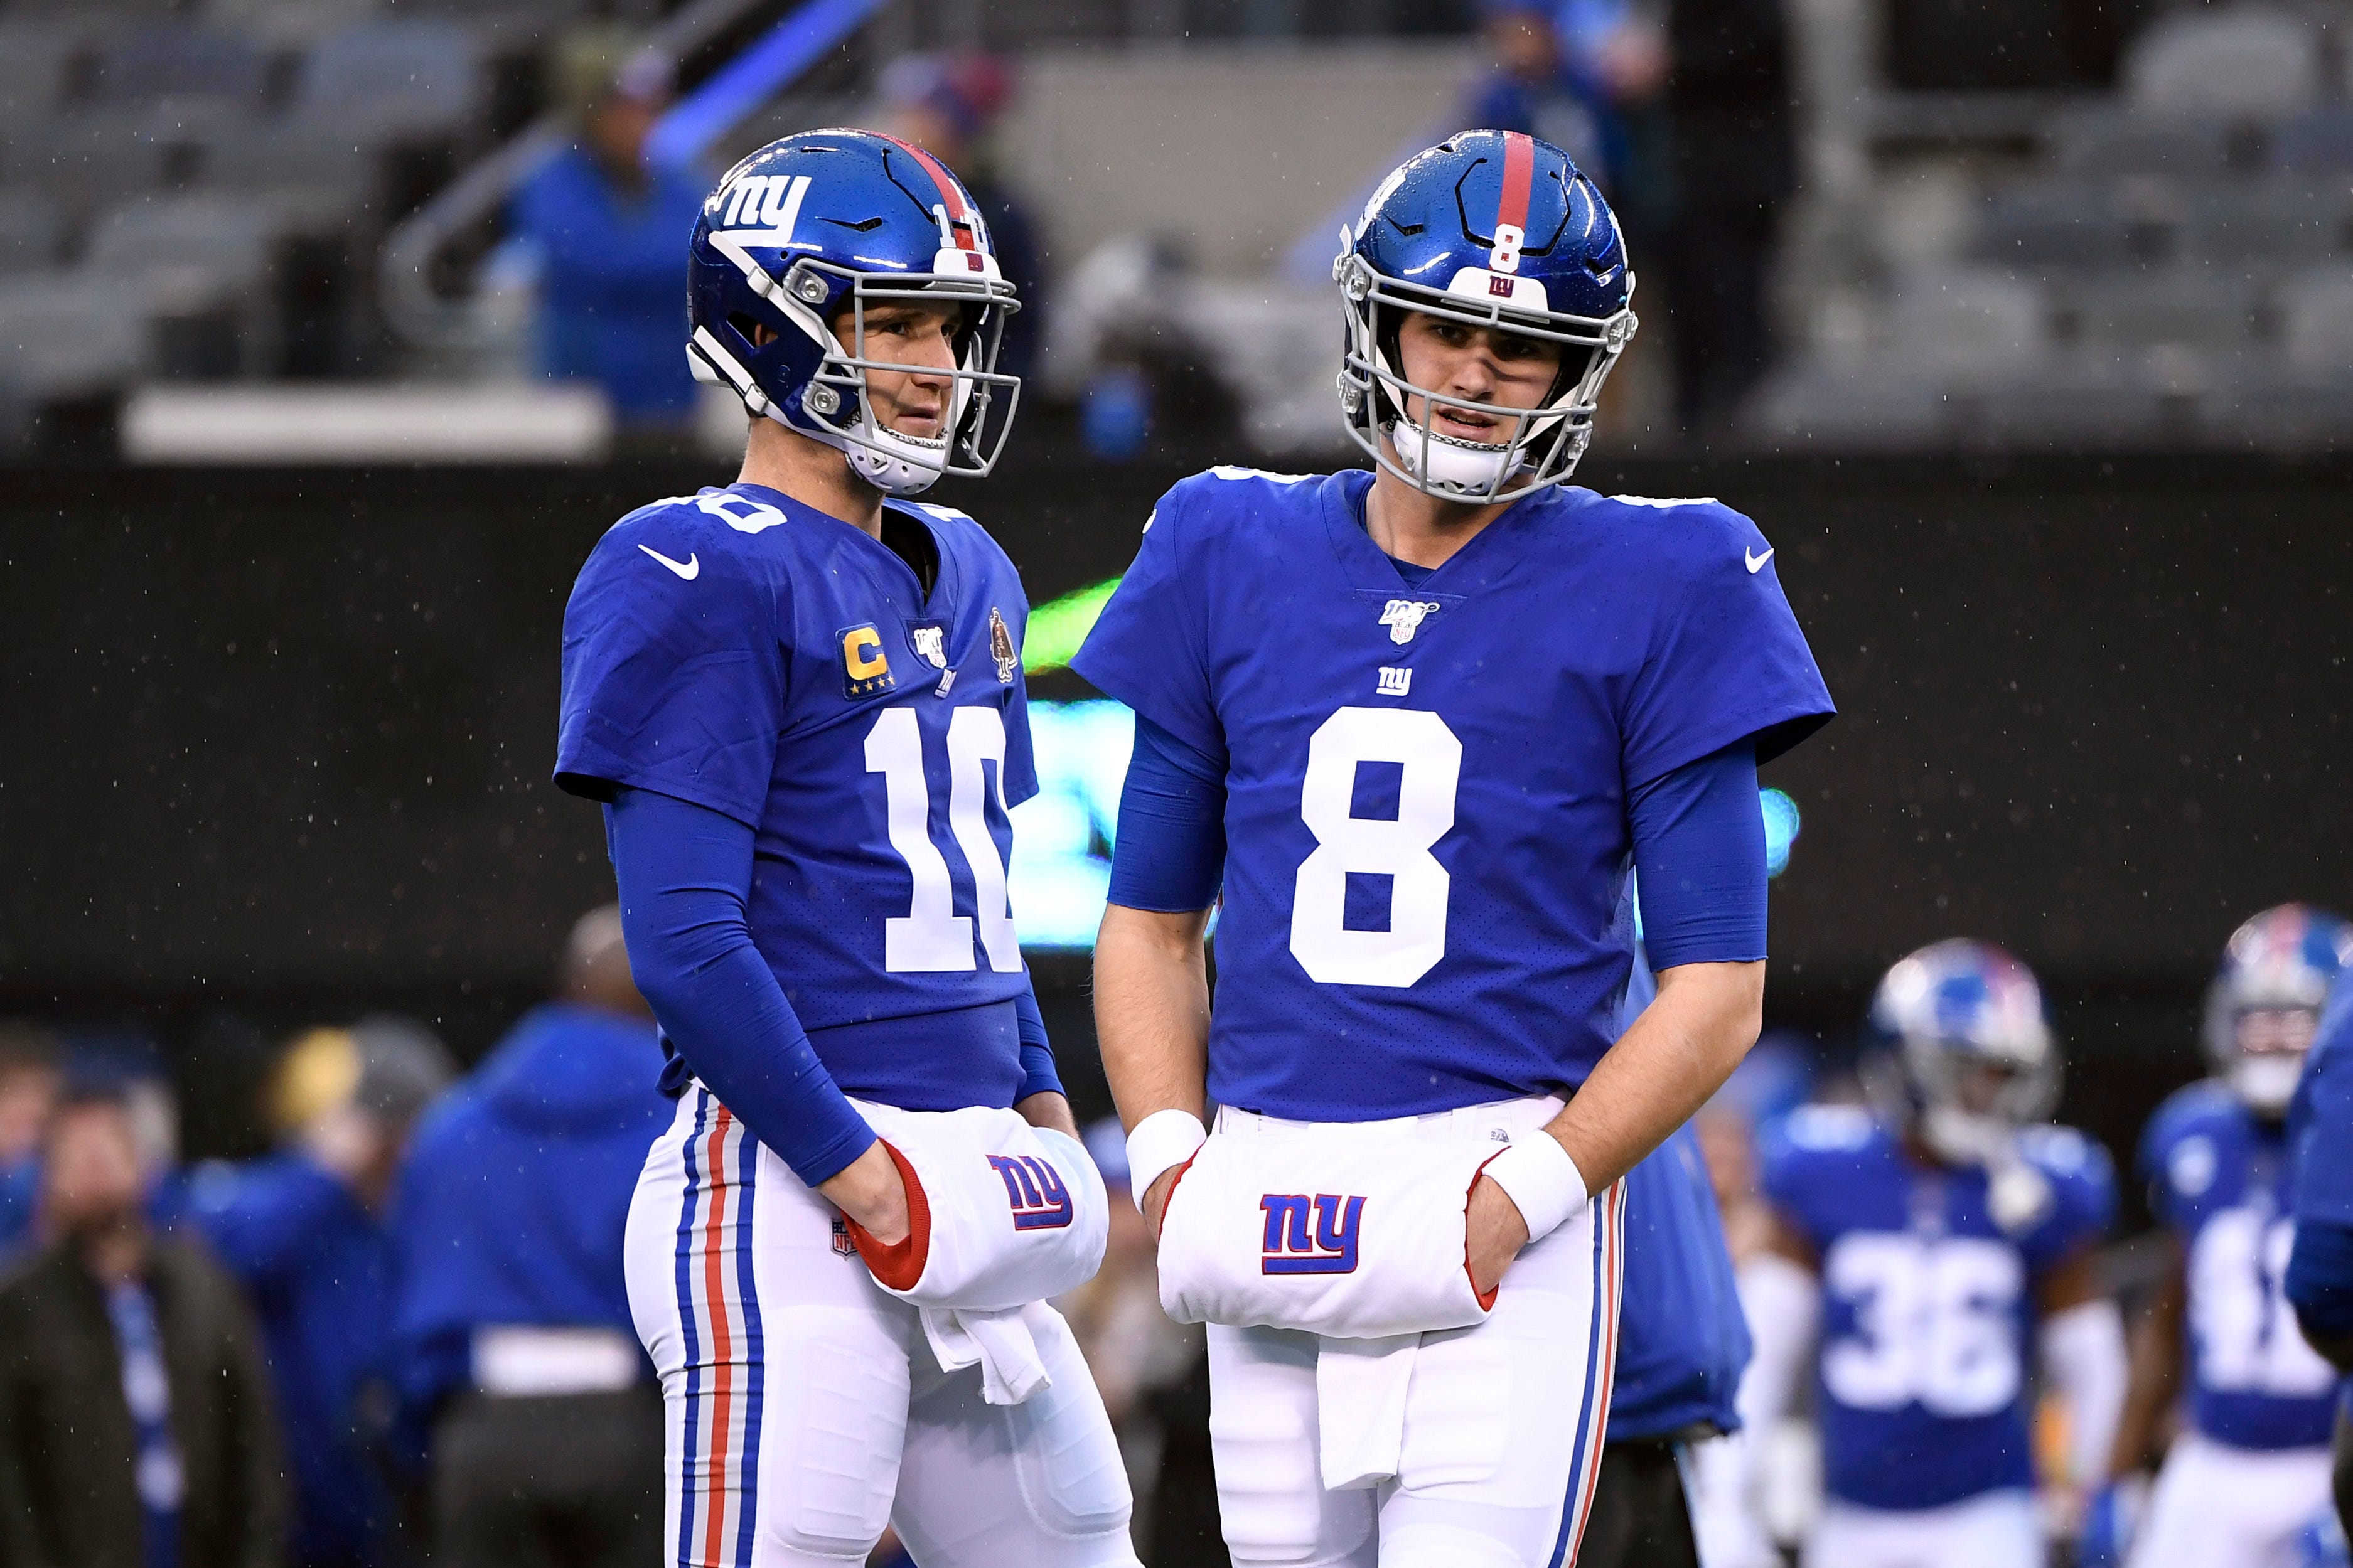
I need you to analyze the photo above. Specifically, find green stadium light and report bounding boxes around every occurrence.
[1023,577,1122,675]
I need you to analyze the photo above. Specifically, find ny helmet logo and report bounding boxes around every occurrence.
[1379,599,1440,644]
[1260,1193,1365,1275]
[987,1154,1075,1230]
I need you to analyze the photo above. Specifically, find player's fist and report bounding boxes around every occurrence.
[1466,1175,1531,1296]
[820,1139,913,1247]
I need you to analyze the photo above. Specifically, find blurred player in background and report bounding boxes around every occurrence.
[182,1016,454,1568]
[1079,129,1831,1567]
[555,129,1140,1568]
[2288,957,2353,1544]
[388,905,670,1568]
[2089,906,2353,1567]
[1743,940,2126,1568]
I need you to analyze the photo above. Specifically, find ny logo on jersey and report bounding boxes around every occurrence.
[1376,666,1412,696]
[1378,599,1440,644]
[987,1155,1075,1230]
[1260,1193,1366,1275]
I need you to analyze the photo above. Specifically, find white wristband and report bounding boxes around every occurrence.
[1124,1109,1208,1213]
[1480,1133,1589,1244]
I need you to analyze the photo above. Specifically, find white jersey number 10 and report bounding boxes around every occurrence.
[865,705,1022,974]
[1289,706,1462,988]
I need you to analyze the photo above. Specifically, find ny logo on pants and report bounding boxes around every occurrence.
[986,1155,1075,1230]
[1260,1193,1365,1274]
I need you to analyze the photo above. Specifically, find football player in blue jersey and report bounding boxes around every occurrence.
[1075,129,1834,1567]
[1742,941,2128,1568]
[2287,963,2353,1545]
[2091,905,2353,1568]
[554,129,1140,1568]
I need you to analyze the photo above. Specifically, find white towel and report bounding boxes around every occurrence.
[1155,1117,1505,1339]
[1315,1333,1421,1490]
[846,1102,1109,1313]
[918,1301,1054,1407]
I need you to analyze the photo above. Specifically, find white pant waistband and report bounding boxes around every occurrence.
[1213,1095,1563,1144]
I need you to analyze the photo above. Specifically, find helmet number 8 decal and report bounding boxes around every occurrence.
[1289,707,1461,988]
[1489,222,1525,275]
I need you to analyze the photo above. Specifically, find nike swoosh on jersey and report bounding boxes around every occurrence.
[640,545,700,580]
[1745,547,1774,574]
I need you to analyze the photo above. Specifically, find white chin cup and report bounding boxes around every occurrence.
[1921,1105,2015,1168]
[2230,1053,2304,1117]
[1389,416,1521,496]
[846,420,949,495]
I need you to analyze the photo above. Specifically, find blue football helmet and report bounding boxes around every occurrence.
[1334,129,1637,503]
[686,128,1020,494]
[2204,904,2353,1116]
[1869,939,2062,1173]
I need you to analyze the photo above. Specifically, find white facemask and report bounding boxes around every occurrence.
[1386,416,1523,497]
[2229,1052,2305,1118]
[845,419,949,496]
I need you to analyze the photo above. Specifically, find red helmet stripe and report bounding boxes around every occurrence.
[1498,131,1535,234]
[876,133,976,239]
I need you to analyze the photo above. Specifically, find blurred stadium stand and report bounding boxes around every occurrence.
[1,0,2350,459]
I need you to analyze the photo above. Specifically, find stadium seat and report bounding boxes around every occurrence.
[0,272,151,441]
[1886,268,2050,379]
[196,117,384,228]
[208,0,387,46]
[2276,264,2353,372]
[292,19,485,144]
[2,114,176,216]
[0,21,93,127]
[0,191,70,275]
[85,192,286,301]
[2188,184,2349,269]
[88,24,275,114]
[1972,181,2147,271]
[2272,110,2353,175]
[1740,359,1951,449]
[2124,8,2321,116]
[2044,107,2239,181]
[2074,272,2253,355]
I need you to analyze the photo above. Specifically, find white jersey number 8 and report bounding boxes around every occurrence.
[1289,706,1462,988]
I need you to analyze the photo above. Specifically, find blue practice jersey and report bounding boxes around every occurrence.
[2288,975,2353,1419]
[556,483,1041,1110]
[1761,1107,2114,1510]
[1071,468,1831,1120]
[2145,1080,2342,1449]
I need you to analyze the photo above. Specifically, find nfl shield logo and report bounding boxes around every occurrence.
[830,1217,856,1257]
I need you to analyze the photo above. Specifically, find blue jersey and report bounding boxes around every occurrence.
[1761,1107,2114,1510]
[2147,1080,2342,1448]
[2291,974,2353,1233]
[1071,468,1831,1120]
[557,483,1041,1111]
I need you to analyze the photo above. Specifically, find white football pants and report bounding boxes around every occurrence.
[623,1088,1141,1568]
[1801,1488,2041,1568]
[2126,1431,2335,1568]
[1199,1098,1627,1568]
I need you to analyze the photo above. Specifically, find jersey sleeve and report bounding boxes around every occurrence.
[2020,1127,2116,1272]
[554,517,784,828]
[1002,600,1041,809]
[2291,974,2353,1228]
[1758,1107,1870,1253]
[1618,501,1835,788]
[1068,481,1225,760]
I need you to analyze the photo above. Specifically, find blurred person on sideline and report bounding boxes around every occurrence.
[873,53,1046,383]
[508,27,704,434]
[2287,962,2353,1543]
[1462,2,1611,191]
[181,1019,456,1568]
[2085,907,2353,1568]
[1658,0,1795,432]
[387,906,669,1568]
[1058,1117,1204,1550]
[0,1021,63,1264]
[0,1080,288,1568]
[1737,942,2127,1567]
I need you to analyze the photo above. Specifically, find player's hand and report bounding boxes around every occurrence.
[819,1141,911,1247]
[1466,1175,1531,1296]
[1142,1166,1181,1244]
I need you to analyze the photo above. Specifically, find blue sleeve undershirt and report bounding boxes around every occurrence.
[1104,705,1767,966]
[604,787,1068,1185]
[2287,1218,2353,1338]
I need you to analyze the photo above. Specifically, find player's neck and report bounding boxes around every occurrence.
[1364,458,1516,572]
[737,417,887,539]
